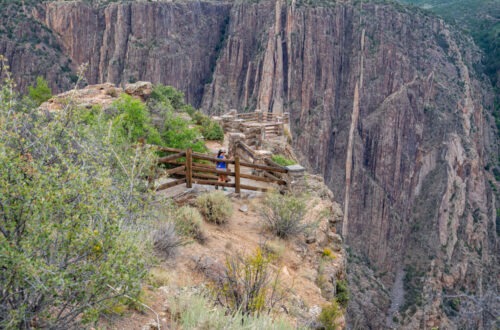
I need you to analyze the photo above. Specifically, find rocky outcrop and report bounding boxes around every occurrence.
[38,82,153,112]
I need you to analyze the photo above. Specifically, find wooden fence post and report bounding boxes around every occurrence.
[235,156,241,194]
[255,109,263,122]
[186,148,192,188]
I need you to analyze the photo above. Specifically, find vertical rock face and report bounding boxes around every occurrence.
[36,1,231,105]
[0,3,75,92]
[202,1,499,329]
[2,0,498,328]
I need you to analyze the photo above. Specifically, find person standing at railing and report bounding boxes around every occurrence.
[216,149,228,191]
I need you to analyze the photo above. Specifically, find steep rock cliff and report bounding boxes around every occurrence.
[34,1,231,105]
[0,2,75,92]
[202,1,499,328]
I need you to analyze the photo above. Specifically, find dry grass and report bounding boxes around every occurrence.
[148,267,170,288]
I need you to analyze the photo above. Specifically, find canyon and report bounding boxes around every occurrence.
[1,0,498,328]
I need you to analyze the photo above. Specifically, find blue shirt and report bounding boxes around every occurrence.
[216,155,226,169]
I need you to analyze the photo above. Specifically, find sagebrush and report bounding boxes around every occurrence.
[152,222,186,258]
[260,191,310,238]
[175,205,206,243]
[196,191,233,224]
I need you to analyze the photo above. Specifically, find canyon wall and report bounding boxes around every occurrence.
[0,3,74,92]
[34,1,231,105]
[2,1,498,328]
[203,1,499,328]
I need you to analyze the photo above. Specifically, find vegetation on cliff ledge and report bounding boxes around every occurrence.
[0,59,154,328]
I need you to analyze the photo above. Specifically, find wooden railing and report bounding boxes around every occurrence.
[236,112,257,120]
[233,141,259,164]
[234,111,289,123]
[262,122,282,137]
[154,146,288,193]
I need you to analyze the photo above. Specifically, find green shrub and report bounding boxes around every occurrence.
[270,154,296,166]
[150,84,185,110]
[196,191,233,224]
[335,280,349,308]
[191,110,211,126]
[162,112,206,152]
[0,72,152,328]
[182,103,197,116]
[189,110,224,141]
[200,120,224,141]
[112,94,162,144]
[28,76,52,105]
[175,206,206,243]
[318,300,341,330]
[322,247,336,259]
[260,192,310,239]
[148,85,214,148]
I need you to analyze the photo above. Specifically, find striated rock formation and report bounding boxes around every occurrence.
[202,1,499,329]
[33,1,232,105]
[2,0,498,328]
[0,2,75,92]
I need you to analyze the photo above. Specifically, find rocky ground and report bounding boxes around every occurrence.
[42,83,348,329]
[96,167,346,329]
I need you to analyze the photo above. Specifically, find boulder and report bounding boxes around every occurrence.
[125,81,153,100]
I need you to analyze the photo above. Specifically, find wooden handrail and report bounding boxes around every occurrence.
[165,166,186,175]
[192,179,235,188]
[239,184,268,192]
[178,171,218,181]
[156,146,184,153]
[192,153,235,164]
[240,173,287,185]
[158,152,186,163]
[235,112,285,123]
[263,171,283,182]
[156,178,186,191]
[191,165,235,176]
[237,147,255,161]
[238,161,288,173]
[236,141,257,159]
[154,144,290,192]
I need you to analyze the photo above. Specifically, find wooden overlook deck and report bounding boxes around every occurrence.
[152,109,304,195]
